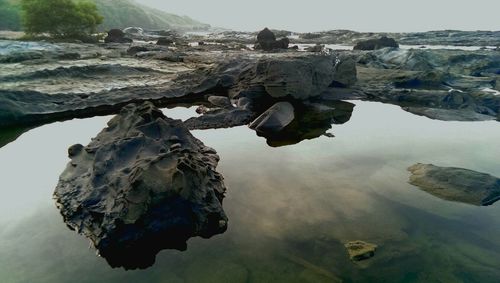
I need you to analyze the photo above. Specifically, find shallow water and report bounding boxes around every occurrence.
[0,101,499,283]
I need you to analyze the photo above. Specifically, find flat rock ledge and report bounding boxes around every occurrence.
[54,102,228,269]
[408,163,500,206]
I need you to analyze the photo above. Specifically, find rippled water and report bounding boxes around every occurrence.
[0,101,499,283]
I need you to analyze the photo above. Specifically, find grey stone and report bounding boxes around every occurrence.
[207,95,232,108]
[249,102,295,133]
[345,241,378,261]
[54,102,228,269]
[408,163,500,206]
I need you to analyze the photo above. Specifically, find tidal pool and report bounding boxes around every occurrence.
[0,101,499,283]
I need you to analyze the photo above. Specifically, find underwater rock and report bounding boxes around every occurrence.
[408,163,500,206]
[344,240,377,261]
[54,102,228,269]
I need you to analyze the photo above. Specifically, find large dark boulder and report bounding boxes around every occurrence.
[231,55,338,100]
[353,36,399,50]
[54,102,228,269]
[255,28,289,51]
[104,29,133,43]
[257,27,276,42]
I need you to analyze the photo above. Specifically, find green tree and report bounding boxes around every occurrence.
[20,0,103,38]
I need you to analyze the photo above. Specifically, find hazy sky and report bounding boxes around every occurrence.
[139,0,499,32]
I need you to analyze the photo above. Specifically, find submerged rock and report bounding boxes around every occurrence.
[353,36,399,50]
[344,240,377,261]
[54,102,228,269]
[408,163,500,206]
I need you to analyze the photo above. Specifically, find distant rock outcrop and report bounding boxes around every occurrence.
[353,36,399,50]
[54,102,228,269]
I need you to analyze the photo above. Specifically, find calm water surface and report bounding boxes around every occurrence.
[0,101,499,283]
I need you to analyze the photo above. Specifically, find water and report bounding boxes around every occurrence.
[0,101,499,283]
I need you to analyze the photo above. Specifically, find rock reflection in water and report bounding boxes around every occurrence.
[53,102,228,270]
[252,100,355,147]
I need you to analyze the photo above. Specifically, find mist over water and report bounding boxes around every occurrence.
[139,0,500,32]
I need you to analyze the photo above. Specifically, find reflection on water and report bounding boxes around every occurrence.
[256,101,354,147]
[0,101,500,282]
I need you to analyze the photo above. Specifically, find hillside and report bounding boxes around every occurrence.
[0,0,21,30]
[0,0,209,32]
[95,0,209,31]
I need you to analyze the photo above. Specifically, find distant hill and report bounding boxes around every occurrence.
[95,0,209,31]
[0,0,209,32]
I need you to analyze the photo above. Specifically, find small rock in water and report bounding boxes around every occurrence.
[344,240,378,261]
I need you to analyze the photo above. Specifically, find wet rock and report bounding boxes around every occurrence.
[306,44,324,53]
[104,29,133,43]
[207,95,232,108]
[127,46,150,55]
[0,51,44,63]
[53,102,228,269]
[232,55,338,100]
[344,241,377,261]
[0,53,354,128]
[331,57,357,87]
[249,102,295,133]
[157,37,174,46]
[56,52,81,60]
[254,100,355,147]
[353,36,399,50]
[408,163,500,206]
[185,108,255,130]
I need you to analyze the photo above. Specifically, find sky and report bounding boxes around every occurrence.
[139,0,499,32]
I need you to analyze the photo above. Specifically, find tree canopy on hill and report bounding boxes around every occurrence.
[0,0,209,32]
[0,0,22,30]
[21,0,103,38]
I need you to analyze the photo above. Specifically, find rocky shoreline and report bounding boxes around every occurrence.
[1,28,498,132]
[1,27,499,269]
